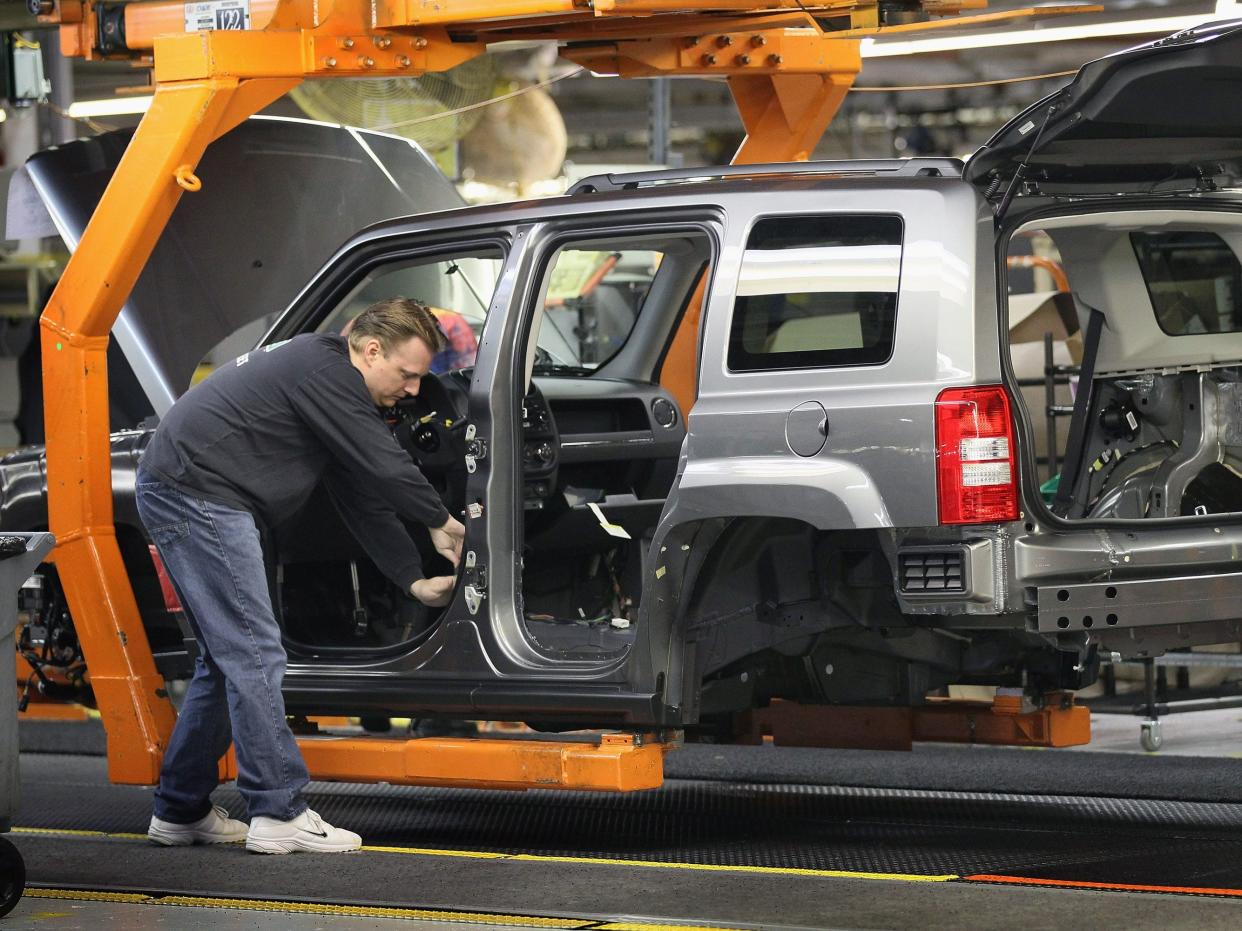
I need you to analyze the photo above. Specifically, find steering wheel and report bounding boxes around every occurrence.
[389,372,468,480]
[396,368,561,512]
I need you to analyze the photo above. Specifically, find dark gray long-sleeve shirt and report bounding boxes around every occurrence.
[141,333,450,590]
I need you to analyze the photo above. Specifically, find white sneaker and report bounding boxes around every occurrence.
[246,808,362,854]
[148,805,248,846]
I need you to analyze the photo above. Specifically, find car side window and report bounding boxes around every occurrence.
[727,214,903,372]
[538,246,661,368]
[317,249,503,373]
[1131,231,1242,336]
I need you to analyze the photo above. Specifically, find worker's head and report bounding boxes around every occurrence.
[347,298,446,407]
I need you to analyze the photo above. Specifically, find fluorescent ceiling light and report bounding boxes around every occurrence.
[862,1,1241,57]
[67,95,152,118]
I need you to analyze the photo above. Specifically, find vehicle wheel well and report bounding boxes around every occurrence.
[683,517,821,621]
[681,519,898,630]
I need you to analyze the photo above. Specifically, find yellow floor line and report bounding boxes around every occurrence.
[25,889,150,905]
[364,843,511,860]
[12,827,148,841]
[369,845,957,882]
[515,854,957,882]
[23,888,755,929]
[15,826,958,883]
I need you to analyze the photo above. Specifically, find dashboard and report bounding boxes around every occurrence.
[390,372,686,515]
[536,378,684,466]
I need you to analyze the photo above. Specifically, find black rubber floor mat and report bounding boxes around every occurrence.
[17,753,1242,890]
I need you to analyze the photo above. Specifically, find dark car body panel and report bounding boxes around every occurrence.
[967,19,1242,193]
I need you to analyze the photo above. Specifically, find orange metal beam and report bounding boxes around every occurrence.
[598,0,857,11]
[45,1,1055,63]
[913,693,1090,747]
[831,4,1102,37]
[469,11,812,41]
[123,0,280,48]
[40,74,296,783]
[736,703,916,750]
[379,0,582,26]
[299,733,668,791]
[733,695,1090,750]
[562,28,861,79]
[135,21,484,75]
[380,0,857,27]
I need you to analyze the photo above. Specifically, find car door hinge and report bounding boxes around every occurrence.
[463,550,486,615]
[464,424,487,474]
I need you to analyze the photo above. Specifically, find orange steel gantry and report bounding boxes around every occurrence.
[28,0,1087,790]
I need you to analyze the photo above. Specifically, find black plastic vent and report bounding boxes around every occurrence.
[899,550,965,593]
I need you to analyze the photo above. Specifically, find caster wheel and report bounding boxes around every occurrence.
[0,835,26,918]
[1140,720,1163,752]
[360,716,391,734]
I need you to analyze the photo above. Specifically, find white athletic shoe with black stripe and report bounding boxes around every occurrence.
[246,808,362,854]
[148,805,249,846]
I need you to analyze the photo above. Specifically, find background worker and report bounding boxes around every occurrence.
[137,298,465,854]
[428,306,478,373]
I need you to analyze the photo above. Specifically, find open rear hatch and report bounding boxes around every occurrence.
[974,20,1242,524]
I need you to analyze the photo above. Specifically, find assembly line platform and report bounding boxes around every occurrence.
[9,718,1242,929]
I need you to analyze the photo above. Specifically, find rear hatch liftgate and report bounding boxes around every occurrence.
[967,18,1242,203]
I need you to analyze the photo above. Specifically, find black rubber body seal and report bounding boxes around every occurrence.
[1053,306,1105,516]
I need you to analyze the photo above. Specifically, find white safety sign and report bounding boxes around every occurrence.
[184,0,251,32]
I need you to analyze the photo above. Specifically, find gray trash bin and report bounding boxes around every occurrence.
[0,532,55,919]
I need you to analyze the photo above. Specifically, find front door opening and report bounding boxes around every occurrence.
[273,245,504,654]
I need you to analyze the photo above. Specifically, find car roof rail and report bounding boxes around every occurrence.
[567,158,964,194]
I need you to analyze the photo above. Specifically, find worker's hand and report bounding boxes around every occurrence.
[430,515,465,567]
[410,575,456,607]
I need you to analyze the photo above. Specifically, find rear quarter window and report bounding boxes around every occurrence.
[1131,231,1242,336]
[728,214,903,372]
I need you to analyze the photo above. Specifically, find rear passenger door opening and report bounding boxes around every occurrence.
[1002,207,1242,525]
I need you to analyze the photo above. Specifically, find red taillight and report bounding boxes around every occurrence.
[935,385,1020,525]
[148,545,183,613]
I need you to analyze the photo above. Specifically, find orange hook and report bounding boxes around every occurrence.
[173,165,202,192]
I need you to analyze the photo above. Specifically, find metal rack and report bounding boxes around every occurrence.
[1087,653,1242,751]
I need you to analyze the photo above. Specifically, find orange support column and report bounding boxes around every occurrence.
[728,70,856,164]
[40,75,296,784]
[660,62,860,415]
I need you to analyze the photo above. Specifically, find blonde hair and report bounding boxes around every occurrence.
[347,298,446,356]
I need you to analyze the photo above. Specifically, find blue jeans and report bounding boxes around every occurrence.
[135,468,309,823]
